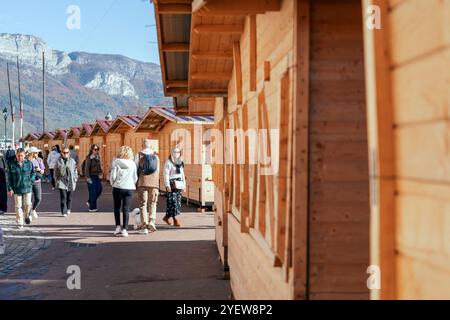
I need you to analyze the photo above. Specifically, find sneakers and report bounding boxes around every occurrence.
[86,202,90,208]
[67,210,71,215]
[149,222,157,232]
[114,226,122,235]
[17,224,24,230]
[25,216,31,225]
[162,216,171,225]
[31,210,38,219]
[139,228,149,235]
[52,187,55,191]
[89,209,98,212]
[121,229,129,237]
[62,213,68,218]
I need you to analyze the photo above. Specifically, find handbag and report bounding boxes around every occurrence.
[170,178,185,191]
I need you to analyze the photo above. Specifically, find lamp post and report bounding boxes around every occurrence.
[105,112,113,120]
[2,107,7,149]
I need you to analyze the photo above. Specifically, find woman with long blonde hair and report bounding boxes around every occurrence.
[110,146,138,237]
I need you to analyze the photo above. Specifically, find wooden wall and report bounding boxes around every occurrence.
[79,137,92,173]
[123,130,157,156]
[105,133,124,179]
[219,0,297,299]
[307,0,370,299]
[364,0,450,299]
[213,0,371,300]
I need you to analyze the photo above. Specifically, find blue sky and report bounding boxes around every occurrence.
[0,0,160,64]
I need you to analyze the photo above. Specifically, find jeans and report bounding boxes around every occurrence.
[87,175,102,210]
[49,169,56,188]
[14,193,32,226]
[32,182,42,210]
[112,188,133,230]
[137,186,159,228]
[59,189,72,215]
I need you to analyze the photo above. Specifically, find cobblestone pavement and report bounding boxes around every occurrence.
[0,215,51,278]
[0,182,230,300]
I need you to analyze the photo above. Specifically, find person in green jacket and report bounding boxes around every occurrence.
[7,148,36,229]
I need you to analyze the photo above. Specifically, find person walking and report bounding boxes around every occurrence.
[7,148,35,229]
[0,151,8,214]
[163,146,186,227]
[27,147,45,219]
[47,145,61,190]
[83,144,103,212]
[69,145,79,165]
[135,139,160,235]
[55,147,78,217]
[110,146,137,237]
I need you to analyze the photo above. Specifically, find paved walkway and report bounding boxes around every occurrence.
[0,182,230,300]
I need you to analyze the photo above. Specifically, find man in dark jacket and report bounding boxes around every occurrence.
[7,148,35,228]
[0,151,8,214]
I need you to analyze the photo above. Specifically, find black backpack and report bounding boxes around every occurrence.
[139,154,158,175]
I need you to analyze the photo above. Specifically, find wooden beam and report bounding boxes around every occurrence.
[161,43,190,52]
[363,0,397,300]
[249,15,257,91]
[292,0,310,300]
[166,80,188,88]
[192,51,233,60]
[233,41,243,105]
[193,24,244,34]
[191,72,231,81]
[192,0,281,15]
[157,4,191,14]
[167,87,189,95]
[189,88,228,94]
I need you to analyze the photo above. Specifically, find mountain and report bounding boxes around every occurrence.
[0,33,171,137]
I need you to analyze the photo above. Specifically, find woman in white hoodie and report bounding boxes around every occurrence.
[110,146,138,237]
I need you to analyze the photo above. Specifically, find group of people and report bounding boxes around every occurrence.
[0,139,186,238]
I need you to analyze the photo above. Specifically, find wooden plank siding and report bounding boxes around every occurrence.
[307,0,370,299]
[213,0,371,299]
[364,0,450,299]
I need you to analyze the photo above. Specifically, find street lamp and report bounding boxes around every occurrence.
[105,112,113,120]
[2,107,7,149]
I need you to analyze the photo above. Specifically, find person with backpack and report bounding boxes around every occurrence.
[47,145,61,190]
[0,151,8,214]
[55,147,78,217]
[7,148,36,229]
[163,146,186,227]
[110,146,138,237]
[83,144,103,212]
[135,139,160,235]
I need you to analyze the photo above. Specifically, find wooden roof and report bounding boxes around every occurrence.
[38,131,57,140]
[79,123,95,137]
[91,120,114,136]
[109,115,144,133]
[53,129,70,140]
[23,132,42,141]
[153,0,281,114]
[67,127,82,139]
[135,106,214,132]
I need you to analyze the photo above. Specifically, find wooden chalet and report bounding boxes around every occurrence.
[152,0,450,300]
[135,106,215,206]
